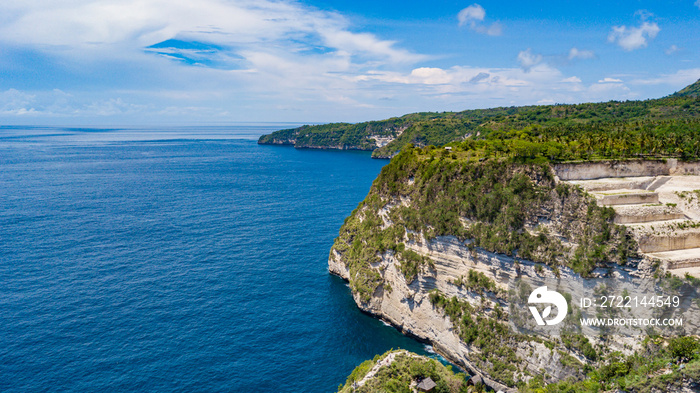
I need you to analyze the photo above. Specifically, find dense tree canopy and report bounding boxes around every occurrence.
[259,79,700,159]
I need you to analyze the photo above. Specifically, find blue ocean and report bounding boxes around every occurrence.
[0,125,438,392]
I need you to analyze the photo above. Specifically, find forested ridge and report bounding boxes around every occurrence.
[259,79,700,158]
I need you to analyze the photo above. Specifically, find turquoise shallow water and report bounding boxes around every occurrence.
[0,126,438,392]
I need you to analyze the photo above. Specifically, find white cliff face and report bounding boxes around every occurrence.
[331,234,600,392]
[329,249,350,280]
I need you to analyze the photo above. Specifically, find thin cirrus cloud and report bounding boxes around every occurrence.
[568,47,595,60]
[608,21,660,51]
[665,45,680,55]
[457,4,502,36]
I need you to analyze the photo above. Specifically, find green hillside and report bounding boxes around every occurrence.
[259,79,700,158]
[672,78,700,97]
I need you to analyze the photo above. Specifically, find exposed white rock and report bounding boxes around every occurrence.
[558,168,700,274]
[332,235,629,391]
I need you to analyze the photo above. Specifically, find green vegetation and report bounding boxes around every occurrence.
[260,79,700,159]
[668,336,700,360]
[330,195,415,301]
[341,336,700,393]
[337,350,473,393]
[673,78,700,98]
[258,118,411,150]
[428,290,528,386]
[521,337,700,393]
[446,120,700,162]
[675,189,700,203]
[452,270,498,294]
[561,334,597,361]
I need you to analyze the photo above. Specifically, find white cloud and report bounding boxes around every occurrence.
[665,45,680,55]
[457,4,502,36]
[562,76,582,83]
[0,0,436,121]
[568,47,595,60]
[0,88,37,115]
[356,65,553,89]
[630,68,700,86]
[588,81,632,96]
[696,0,700,8]
[409,67,452,84]
[608,21,660,51]
[320,30,423,64]
[352,62,638,107]
[0,88,152,117]
[517,49,543,71]
[0,0,425,64]
[458,4,485,24]
[0,1,687,123]
[598,78,623,83]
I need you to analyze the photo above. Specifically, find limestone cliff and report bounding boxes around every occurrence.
[329,148,700,391]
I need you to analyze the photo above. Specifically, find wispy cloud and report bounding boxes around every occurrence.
[598,78,623,83]
[0,88,152,117]
[630,68,700,86]
[665,45,681,55]
[457,4,502,36]
[608,17,660,51]
[568,47,595,60]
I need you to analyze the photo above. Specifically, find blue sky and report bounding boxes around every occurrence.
[0,0,699,125]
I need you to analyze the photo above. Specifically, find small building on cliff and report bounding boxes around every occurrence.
[416,377,436,392]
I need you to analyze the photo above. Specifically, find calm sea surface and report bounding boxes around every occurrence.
[0,126,438,392]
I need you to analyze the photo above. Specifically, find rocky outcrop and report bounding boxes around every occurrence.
[554,159,700,181]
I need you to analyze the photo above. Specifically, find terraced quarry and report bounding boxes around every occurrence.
[558,160,700,275]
